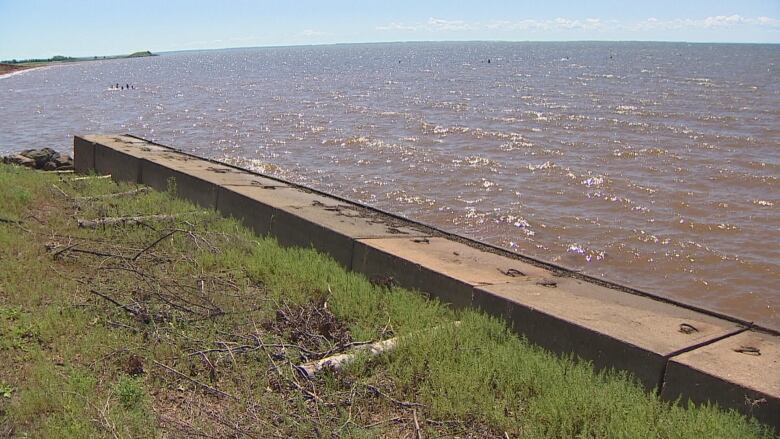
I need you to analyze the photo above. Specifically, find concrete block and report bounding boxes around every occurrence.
[216,185,280,236]
[83,134,169,156]
[138,151,287,210]
[84,134,171,182]
[94,143,142,183]
[269,203,429,268]
[662,331,780,431]
[352,237,548,308]
[474,279,743,390]
[217,184,428,267]
[73,136,95,173]
[152,154,286,188]
[140,158,219,208]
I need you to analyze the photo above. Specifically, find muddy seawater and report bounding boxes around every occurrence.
[1,42,778,330]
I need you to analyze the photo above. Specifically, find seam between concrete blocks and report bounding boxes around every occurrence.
[656,326,750,395]
[90,141,96,172]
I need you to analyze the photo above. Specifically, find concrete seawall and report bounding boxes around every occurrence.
[74,134,779,430]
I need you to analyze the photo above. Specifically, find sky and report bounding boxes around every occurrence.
[0,0,779,60]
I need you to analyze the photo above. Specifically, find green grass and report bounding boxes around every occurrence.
[0,163,774,438]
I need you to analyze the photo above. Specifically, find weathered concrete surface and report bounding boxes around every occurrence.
[80,134,169,183]
[140,153,287,209]
[77,134,287,209]
[216,184,345,242]
[271,204,429,268]
[216,185,429,267]
[352,237,548,308]
[662,330,780,431]
[474,279,744,390]
[216,185,280,236]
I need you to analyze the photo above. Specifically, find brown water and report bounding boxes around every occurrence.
[1,42,778,330]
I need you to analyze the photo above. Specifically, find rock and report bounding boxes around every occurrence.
[3,154,36,168]
[20,147,57,168]
[2,148,74,171]
[53,152,74,170]
[54,152,73,166]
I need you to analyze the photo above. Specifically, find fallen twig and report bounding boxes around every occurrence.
[76,187,150,201]
[89,289,148,322]
[158,414,218,439]
[56,246,130,260]
[133,229,179,260]
[363,383,424,409]
[51,184,71,199]
[69,174,112,181]
[153,359,238,400]
[77,214,180,228]
[189,341,320,358]
[413,409,423,439]
[0,216,32,233]
[364,416,404,429]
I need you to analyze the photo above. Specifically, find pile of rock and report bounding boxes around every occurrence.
[2,148,74,171]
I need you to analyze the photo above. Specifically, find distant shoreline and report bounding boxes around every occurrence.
[0,63,38,75]
[0,51,155,76]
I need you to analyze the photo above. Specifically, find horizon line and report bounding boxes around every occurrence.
[154,38,780,55]
[3,38,779,61]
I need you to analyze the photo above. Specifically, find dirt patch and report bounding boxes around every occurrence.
[0,63,37,75]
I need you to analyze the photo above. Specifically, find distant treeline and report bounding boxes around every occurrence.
[2,55,76,64]
[1,51,155,64]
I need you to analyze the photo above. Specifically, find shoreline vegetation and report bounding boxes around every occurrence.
[0,51,155,75]
[0,163,774,437]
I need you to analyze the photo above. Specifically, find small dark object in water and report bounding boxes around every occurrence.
[487,58,491,64]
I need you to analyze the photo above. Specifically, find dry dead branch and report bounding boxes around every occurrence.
[69,174,112,181]
[153,360,238,400]
[77,214,179,228]
[295,321,460,379]
[75,187,150,201]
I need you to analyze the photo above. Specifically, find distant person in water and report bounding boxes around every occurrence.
[126,84,129,89]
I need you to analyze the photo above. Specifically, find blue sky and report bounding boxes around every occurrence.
[1,0,778,59]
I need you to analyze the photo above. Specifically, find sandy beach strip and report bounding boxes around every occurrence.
[0,63,50,79]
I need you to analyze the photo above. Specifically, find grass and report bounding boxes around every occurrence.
[0,163,774,438]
